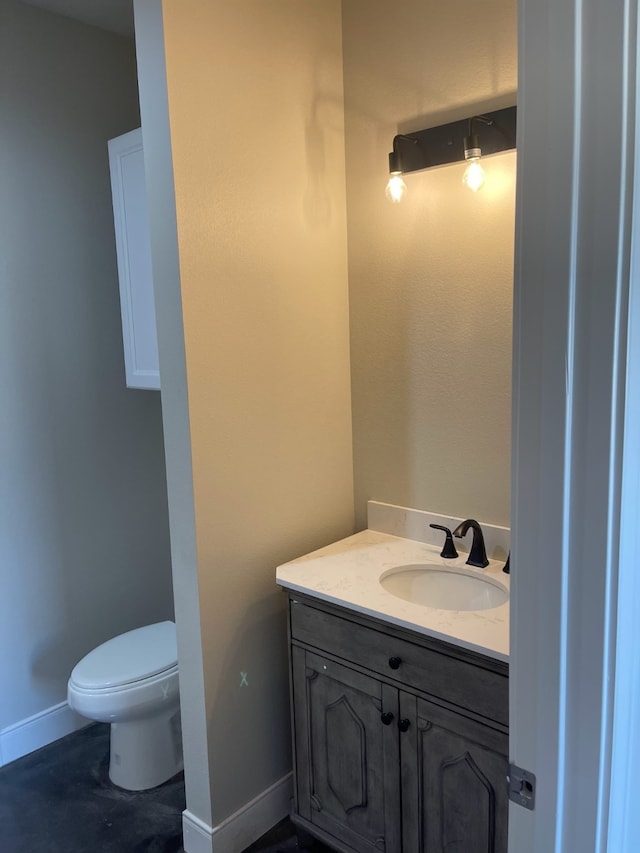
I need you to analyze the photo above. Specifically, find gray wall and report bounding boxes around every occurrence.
[0,0,173,734]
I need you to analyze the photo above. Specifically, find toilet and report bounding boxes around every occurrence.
[67,621,182,791]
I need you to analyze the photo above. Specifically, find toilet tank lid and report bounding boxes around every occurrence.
[70,621,178,690]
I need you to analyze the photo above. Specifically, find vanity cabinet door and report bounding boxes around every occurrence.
[291,647,401,853]
[400,693,508,853]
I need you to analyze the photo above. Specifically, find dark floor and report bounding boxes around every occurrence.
[0,724,330,853]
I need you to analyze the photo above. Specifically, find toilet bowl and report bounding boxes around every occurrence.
[67,621,182,791]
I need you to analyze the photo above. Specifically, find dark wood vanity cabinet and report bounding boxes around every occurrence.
[287,594,509,853]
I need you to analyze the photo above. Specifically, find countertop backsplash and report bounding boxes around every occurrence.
[367,500,510,563]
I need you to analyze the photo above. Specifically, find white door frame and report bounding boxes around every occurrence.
[511,0,637,849]
[608,8,640,844]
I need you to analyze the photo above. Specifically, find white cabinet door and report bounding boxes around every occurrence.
[108,128,160,390]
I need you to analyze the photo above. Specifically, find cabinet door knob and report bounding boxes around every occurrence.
[388,656,402,670]
[398,718,410,733]
[381,711,394,726]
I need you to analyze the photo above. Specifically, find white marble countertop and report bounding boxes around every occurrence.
[276,529,510,662]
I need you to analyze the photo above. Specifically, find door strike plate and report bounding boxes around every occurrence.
[508,763,536,810]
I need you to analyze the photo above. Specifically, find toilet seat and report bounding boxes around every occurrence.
[68,663,179,722]
[70,621,177,690]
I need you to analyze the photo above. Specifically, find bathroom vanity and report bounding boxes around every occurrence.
[277,513,510,853]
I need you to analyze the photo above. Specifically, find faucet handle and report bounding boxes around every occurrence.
[429,524,459,559]
[503,552,510,574]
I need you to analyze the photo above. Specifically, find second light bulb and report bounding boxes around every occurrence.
[462,159,485,192]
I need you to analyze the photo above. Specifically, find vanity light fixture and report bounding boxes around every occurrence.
[385,105,517,201]
[462,115,494,192]
[385,135,417,203]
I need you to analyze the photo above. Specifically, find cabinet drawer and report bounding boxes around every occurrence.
[290,599,508,726]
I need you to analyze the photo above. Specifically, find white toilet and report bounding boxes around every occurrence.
[67,621,182,791]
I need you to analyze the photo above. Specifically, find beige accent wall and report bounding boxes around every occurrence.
[343,0,517,529]
[159,0,353,825]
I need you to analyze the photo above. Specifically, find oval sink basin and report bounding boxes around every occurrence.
[380,564,508,611]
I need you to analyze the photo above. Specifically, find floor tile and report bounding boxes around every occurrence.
[0,725,332,852]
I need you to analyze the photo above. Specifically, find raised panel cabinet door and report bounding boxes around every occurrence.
[108,128,160,390]
[291,647,401,853]
[400,694,508,853]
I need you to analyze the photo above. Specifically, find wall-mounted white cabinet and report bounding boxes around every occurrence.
[108,128,160,390]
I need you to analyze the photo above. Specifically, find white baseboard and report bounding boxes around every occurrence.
[0,701,90,768]
[182,810,215,853]
[182,772,292,853]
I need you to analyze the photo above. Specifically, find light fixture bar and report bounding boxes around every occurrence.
[388,105,517,176]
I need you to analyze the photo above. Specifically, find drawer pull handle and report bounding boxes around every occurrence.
[398,718,410,733]
[381,711,394,726]
[388,656,402,670]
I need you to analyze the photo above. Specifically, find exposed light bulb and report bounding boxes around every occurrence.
[463,125,487,192]
[462,158,485,192]
[385,172,407,203]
